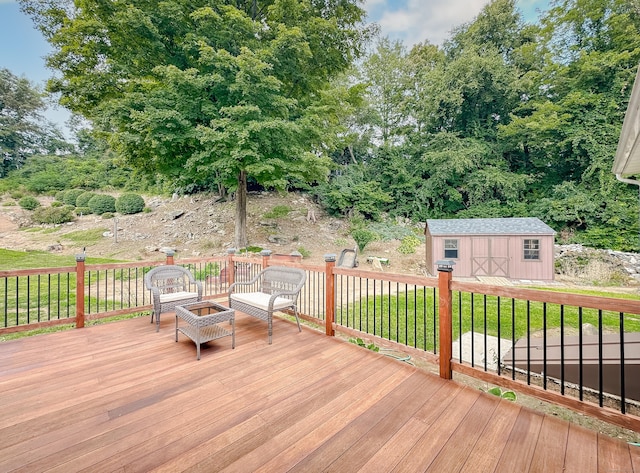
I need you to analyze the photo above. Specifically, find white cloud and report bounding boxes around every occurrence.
[364,0,490,47]
[364,0,549,47]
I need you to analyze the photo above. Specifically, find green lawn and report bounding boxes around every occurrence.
[0,249,145,340]
[0,248,119,270]
[338,287,640,352]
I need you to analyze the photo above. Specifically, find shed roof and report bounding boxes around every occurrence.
[426,217,555,236]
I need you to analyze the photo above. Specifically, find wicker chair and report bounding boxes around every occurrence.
[228,266,306,344]
[144,265,203,332]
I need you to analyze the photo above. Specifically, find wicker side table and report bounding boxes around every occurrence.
[175,301,235,360]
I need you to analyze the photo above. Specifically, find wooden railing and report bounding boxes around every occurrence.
[1,252,639,433]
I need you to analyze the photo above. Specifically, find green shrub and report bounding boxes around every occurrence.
[76,191,97,208]
[51,201,64,208]
[297,247,311,258]
[32,206,74,224]
[63,189,85,207]
[9,190,24,200]
[101,212,115,219]
[54,191,66,202]
[397,235,422,254]
[115,193,145,214]
[24,173,67,193]
[75,207,92,216]
[88,194,116,215]
[264,205,291,219]
[18,196,41,210]
[351,228,378,252]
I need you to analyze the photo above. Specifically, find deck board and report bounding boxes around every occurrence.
[0,312,637,473]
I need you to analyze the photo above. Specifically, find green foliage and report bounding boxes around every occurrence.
[349,337,380,352]
[3,154,158,196]
[238,246,263,254]
[51,201,64,208]
[397,235,422,254]
[62,228,107,244]
[63,189,84,207]
[297,247,311,258]
[76,191,97,208]
[31,205,74,224]
[0,68,72,177]
[101,212,115,219]
[88,194,116,215]
[18,195,40,210]
[75,206,92,216]
[368,222,416,242]
[22,0,374,249]
[485,387,517,401]
[318,165,392,220]
[115,193,145,215]
[192,262,220,280]
[351,227,378,253]
[263,205,291,219]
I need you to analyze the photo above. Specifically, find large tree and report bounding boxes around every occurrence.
[21,0,373,247]
[0,68,69,177]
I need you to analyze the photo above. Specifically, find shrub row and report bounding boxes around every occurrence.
[53,189,146,215]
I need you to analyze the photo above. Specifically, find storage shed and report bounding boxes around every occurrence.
[425,217,556,280]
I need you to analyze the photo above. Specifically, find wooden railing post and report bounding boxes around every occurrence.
[261,249,272,269]
[227,248,236,285]
[324,254,336,337]
[75,253,86,329]
[437,260,455,380]
[165,249,175,265]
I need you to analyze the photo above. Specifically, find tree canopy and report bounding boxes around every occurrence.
[20,0,374,247]
[0,68,69,177]
[11,0,640,252]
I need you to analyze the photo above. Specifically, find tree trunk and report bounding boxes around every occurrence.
[234,170,248,249]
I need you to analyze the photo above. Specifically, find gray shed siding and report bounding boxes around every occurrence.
[425,218,556,280]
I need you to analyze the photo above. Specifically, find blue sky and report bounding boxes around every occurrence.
[0,0,550,133]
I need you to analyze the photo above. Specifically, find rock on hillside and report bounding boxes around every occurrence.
[0,192,360,266]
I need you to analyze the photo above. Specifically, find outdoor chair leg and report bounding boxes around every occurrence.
[293,306,302,332]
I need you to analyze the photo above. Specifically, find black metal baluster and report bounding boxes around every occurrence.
[560,305,565,395]
[471,293,475,367]
[497,296,501,375]
[598,309,604,407]
[543,302,547,390]
[620,312,626,414]
[483,294,487,372]
[27,275,30,324]
[579,307,584,401]
[527,300,531,385]
[511,298,515,380]
[458,292,463,362]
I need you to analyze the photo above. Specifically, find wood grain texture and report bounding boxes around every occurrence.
[0,312,636,473]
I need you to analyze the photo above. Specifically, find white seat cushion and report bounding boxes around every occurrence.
[159,291,199,303]
[230,292,293,311]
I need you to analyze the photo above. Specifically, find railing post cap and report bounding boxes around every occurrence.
[75,254,86,262]
[227,248,237,255]
[324,253,337,262]
[436,260,455,272]
[260,249,272,256]
[164,248,175,257]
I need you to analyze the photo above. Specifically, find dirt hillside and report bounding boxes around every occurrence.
[0,192,427,273]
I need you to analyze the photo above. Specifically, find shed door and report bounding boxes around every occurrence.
[471,238,509,277]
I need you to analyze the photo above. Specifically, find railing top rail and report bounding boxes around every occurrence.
[333,267,438,287]
[0,266,76,277]
[451,280,640,314]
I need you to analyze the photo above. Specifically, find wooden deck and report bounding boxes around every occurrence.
[0,312,638,473]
